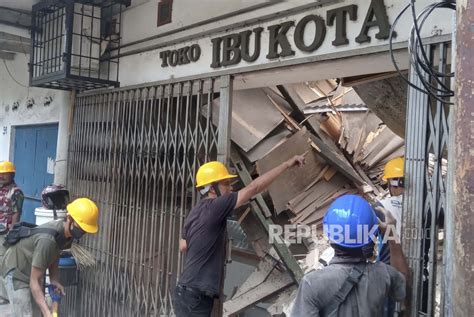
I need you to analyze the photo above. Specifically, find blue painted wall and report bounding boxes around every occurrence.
[13,124,58,223]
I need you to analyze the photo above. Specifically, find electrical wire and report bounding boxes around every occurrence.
[389,0,455,105]
[2,59,28,88]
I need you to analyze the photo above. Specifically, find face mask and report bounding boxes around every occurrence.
[56,231,73,250]
[70,224,86,239]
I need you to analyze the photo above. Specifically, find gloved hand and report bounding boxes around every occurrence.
[47,284,63,302]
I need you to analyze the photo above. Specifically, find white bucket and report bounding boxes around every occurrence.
[34,207,67,225]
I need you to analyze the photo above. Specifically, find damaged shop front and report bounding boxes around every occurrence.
[64,0,453,316]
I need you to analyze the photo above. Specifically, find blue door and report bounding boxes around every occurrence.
[13,124,58,223]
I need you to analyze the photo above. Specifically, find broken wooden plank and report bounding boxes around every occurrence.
[207,88,292,152]
[245,125,291,163]
[289,174,348,219]
[319,112,342,142]
[266,92,301,132]
[359,127,405,167]
[308,133,365,185]
[353,163,382,195]
[266,286,298,316]
[256,128,325,214]
[234,203,271,258]
[231,147,304,283]
[340,111,380,156]
[323,166,337,181]
[237,207,252,225]
[223,258,294,316]
[341,71,400,87]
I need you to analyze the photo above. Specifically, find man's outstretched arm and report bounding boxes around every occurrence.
[235,153,306,209]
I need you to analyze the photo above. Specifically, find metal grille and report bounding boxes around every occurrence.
[403,41,451,316]
[67,78,220,316]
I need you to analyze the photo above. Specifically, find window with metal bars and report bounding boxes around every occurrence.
[29,0,130,91]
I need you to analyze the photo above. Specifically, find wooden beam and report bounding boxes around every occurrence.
[230,147,304,283]
[0,6,31,29]
[0,41,30,54]
[307,133,365,185]
[223,258,294,316]
[341,71,401,87]
[0,51,15,60]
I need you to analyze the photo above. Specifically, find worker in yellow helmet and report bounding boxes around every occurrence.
[0,161,24,231]
[174,154,306,317]
[374,157,405,317]
[376,157,404,258]
[0,161,24,306]
[0,197,99,317]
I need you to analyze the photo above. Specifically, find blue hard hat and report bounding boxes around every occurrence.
[323,194,379,248]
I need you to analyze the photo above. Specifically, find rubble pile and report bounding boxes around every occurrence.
[206,81,405,316]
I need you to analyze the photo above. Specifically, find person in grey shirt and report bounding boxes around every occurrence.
[291,195,410,317]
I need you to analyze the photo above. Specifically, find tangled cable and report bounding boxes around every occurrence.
[389,0,456,104]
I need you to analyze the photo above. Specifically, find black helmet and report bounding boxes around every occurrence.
[41,184,70,210]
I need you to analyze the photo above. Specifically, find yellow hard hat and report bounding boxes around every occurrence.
[196,161,237,188]
[383,157,404,181]
[0,161,16,174]
[66,198,99,233]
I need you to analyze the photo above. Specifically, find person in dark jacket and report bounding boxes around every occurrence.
[291,195,410,317]
[174,155,306,317]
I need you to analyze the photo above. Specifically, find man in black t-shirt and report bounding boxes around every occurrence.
[174,155,306,317]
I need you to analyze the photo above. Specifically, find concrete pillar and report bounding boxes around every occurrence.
[217,75,233,165]
[54,90,74,185]
[452,1,474,316]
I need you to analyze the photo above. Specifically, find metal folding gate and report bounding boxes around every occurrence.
[402,41,452,316]
[67,78,223,316]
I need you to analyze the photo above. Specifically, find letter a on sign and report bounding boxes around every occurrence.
[355,0,391,43]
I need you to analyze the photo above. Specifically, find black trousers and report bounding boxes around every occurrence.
[173,285,214,317]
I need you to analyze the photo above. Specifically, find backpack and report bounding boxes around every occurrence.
[2,222,59,247]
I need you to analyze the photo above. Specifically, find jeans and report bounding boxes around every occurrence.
[173,285,214,317]
[383,297,396,317]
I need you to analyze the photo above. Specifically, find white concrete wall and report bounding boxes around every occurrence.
[121,0,271,46]
[117,0,452,86]
[1,0,40,11]
[0,51,71,183]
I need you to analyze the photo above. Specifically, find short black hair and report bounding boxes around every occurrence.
[331,242,375,259]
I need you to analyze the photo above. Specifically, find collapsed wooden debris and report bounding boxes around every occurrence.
[204,81,405,315]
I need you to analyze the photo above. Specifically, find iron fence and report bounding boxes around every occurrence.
[403,41,451,316]
[67,78,220,316]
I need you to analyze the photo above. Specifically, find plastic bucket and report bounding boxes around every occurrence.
[59,254,78,287]
[34,207,67,225]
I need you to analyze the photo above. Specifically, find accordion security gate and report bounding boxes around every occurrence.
[402,41,452,316]
[67,78,222,316]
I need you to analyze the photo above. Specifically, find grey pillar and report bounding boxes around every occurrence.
[217,75,233,164]
[54,90,74,184]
